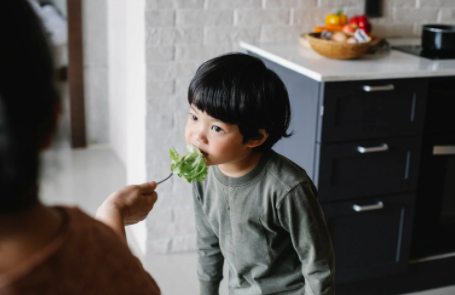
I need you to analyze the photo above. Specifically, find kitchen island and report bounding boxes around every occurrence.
[240,39,455,295]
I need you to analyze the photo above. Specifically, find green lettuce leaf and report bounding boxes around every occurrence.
[169,144,208,183]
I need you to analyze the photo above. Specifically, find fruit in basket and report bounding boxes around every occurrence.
[314,25,343,32]
[317,29,370,44]
[325,24,344,31]
[305,32,372,59]
[313,26,326,33]
[349,15,372,33]
[342,24,358,33]
[331,31,348,43]
[325,10,348,27]
[314,11,375,35]
[312,11,349,33]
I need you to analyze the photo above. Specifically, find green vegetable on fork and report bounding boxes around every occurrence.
[169,144,208,183]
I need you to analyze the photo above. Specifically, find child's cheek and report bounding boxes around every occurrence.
[213,141,230,157]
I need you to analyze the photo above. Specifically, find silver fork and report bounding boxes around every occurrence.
[156,173,173,185]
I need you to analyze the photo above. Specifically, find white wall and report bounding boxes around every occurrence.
[125,0,147,254]
[107,0,148,253]
[125,0,147,186]
[107,0,128,165]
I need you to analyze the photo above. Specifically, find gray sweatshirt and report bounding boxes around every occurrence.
[192,150,335,295]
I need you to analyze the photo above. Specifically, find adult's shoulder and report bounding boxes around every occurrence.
[57,206,143,266]
[62,207,161,293]
[2,206,160,295]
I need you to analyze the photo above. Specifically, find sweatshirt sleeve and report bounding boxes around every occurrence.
[277,179,335,295]
[193,188,224,295]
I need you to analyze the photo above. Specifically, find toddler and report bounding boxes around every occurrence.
[185,53,335,295]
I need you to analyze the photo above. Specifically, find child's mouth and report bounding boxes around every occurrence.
[193,144,208,157]
[199,149,208,157]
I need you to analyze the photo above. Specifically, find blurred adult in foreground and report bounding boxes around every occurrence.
[0,1,160,294]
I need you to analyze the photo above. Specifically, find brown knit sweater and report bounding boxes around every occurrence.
[0,207,160,295]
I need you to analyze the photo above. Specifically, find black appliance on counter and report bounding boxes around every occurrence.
[411,77,455,260]
[393,24,455,60]
[422,24,455,51]
[392,45,455,60]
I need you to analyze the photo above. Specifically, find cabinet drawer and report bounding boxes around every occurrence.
[321,193,415,283]
[319,78,427,143]
[316,137,422,202]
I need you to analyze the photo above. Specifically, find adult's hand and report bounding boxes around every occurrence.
[96,182,158,242]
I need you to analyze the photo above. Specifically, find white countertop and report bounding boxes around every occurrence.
[240,38,455,82]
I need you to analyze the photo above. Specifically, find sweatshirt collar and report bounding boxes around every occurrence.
[213,150,273,187]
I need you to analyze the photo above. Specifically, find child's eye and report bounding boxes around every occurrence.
[212,126,223,133]
[190,114,198,121]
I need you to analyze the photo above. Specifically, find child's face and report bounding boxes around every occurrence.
[185,105,252,167]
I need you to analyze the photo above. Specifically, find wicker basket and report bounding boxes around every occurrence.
[304,32,372,59]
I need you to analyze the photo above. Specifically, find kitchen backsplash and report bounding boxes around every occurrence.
[145,0,455,253]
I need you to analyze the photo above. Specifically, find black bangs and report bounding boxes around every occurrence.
[189,84,240,126]
[188,53,292,151]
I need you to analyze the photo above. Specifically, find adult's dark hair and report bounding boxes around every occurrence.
[0,0,59,214]
[188,53,293,152]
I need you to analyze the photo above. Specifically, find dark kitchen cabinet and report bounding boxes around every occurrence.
[425,77,455,134]
[319,79,427,143]
[316,137,422,201]
[321,193,415,283]
[411,132,455,258]
[250,53,430,285]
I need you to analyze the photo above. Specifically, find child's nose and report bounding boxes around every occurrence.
[195,130,208,144]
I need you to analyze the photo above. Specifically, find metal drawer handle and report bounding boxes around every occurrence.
[353,201,384,212]
[433,145,455,155]
[357,144,389,153]
[363,84,395,92]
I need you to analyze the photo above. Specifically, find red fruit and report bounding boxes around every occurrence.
[349,16,359,25]
[349,15,372,33]
[342,23,357,33]
[358,15,368,28]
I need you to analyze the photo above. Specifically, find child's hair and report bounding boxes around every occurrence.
[188,53,293,152]
[0,0,60,214]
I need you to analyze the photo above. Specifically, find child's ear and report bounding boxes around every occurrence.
[246,129,269,148]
